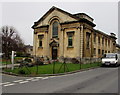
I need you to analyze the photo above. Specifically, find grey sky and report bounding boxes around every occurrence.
[2,2,118,45]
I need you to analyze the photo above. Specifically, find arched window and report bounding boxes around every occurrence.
[52,21,58,37]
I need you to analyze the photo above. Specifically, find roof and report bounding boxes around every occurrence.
[25,45,33,49]
[32,6,96,29]
[116,44,120,48]
[94,29,117,39]
[73,13,94,21]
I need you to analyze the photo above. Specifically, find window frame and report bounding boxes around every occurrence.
[94,33,96,44]
[52,21,58,38]
[98,36,101,44]
[93,48,96,55]
[98,49,101,55]
[86,32,91,49]
[38,35,44,48]
[68,35,73,47]
[102,37,104,45]
[102,50,104,55]
[67,31,74,48]
[39,39,42,47]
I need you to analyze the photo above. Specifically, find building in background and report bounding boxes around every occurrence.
[25,45,33,56]
[32,6,117,60]
[116,44,120,54]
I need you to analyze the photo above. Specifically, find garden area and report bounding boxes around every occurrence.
[0,57,31,65]
[3,61,101,76]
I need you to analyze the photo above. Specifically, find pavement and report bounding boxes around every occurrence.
[1,66,119,93]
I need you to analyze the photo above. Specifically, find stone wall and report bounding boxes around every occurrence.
[58,56,101,64]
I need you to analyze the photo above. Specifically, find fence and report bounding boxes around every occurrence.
[3,56,102,75]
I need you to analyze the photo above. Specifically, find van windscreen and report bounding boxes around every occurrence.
[104,54,116,58]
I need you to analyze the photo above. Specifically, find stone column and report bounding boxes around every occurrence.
[80,25,84,58]
[61,29,64,57]
[33,32,37,56]
[61,28,65,57]
[76,27,80,58]
[91,31,94,57]
[44,31,48,57]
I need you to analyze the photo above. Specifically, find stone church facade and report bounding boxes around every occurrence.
[32,6,117,60]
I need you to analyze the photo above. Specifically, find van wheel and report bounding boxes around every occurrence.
[115,63,118,67]
[101,64,105,67]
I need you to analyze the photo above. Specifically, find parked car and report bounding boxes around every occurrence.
[18,58,34,67]
[102,53,120,66]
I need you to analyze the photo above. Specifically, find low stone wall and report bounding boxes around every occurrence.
[80,58,101,64]
[58,56,101,64]
[33,56,101,64]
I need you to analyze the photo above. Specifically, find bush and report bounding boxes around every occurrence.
[23,53,31,57]
[16,60,23,63]
[35,57,44,65]
[16,52,24,57]
[18,69,26,74]
[63,57,71,63]
[24,58,32,62]
[37,60,44,65]
[26,63,34,67]
[71,58,79,64]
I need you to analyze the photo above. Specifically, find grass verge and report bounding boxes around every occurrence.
[3,62,101,75]
[0,57,31,65]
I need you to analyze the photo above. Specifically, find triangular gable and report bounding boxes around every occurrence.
[32,6,79,29]
[49,40,59,47]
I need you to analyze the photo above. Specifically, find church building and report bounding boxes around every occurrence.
[32,6,117,60]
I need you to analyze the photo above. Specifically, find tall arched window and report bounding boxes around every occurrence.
[52,21,58,38]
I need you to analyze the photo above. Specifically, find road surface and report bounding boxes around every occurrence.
[1,67,119,93]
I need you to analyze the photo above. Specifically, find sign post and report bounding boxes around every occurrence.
[11,51,14,70]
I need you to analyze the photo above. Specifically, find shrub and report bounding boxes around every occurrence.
[16,60,23,63]
[63,57,71,63]
[18,69,26,74]
[26,63,34,67]
[16,52,24,57]
[35,57,44,65]
[24,58,32,62]
[37,60,44,65]
[71,58,79,64]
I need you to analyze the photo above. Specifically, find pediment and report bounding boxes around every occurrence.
[32,6,78,29]
[49,40,59,47]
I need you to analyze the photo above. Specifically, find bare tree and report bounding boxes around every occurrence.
[0,26,25,67]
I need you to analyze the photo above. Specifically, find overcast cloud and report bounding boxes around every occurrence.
[2,2,118,45]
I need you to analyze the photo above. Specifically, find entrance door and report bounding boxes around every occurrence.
[52,47,57,60]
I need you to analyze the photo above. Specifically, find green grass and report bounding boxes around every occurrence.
[4,62,101,75]
[0,60,11,65]
[0,57,31,65]
[14,56,30,60]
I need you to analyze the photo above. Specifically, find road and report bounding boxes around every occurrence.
[1,67,119,93]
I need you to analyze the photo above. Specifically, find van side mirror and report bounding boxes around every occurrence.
[116,55,118,60]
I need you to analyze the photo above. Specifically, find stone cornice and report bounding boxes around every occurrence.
[33,25,49,29]
[94,29,117,40]
[83,24,94,31]
[61,26,80,31]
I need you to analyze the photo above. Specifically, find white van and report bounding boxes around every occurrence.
[102,53,120,66]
